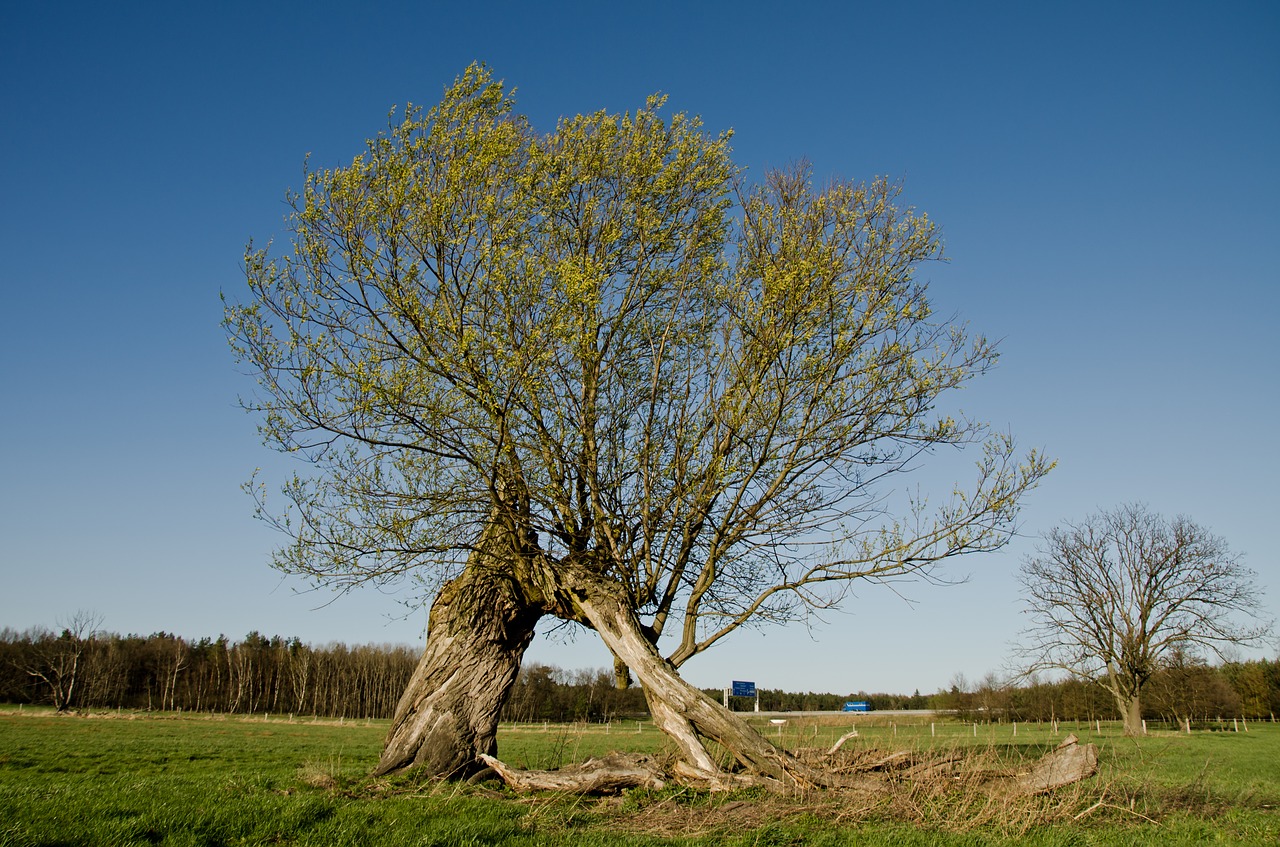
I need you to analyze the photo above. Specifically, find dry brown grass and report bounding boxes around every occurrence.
[512,742,1109,840]
[297,754,345,790]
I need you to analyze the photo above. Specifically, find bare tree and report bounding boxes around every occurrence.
[20,611,101,712]
[1017,504,1270,735]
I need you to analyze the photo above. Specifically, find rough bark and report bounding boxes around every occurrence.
[374,553,541,777]
[613,655,633,690]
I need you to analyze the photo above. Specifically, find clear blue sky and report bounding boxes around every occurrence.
[2,0,1276,696]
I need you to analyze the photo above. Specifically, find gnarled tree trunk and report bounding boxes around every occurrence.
[374,547,541,778]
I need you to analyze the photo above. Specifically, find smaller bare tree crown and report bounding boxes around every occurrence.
[1016,503,1270,735]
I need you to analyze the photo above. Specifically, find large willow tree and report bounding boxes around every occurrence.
[226,65,1050,787]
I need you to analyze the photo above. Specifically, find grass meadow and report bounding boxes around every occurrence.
[1,707,1277,846]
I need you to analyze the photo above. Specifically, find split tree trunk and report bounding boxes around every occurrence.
[374,548,541,778]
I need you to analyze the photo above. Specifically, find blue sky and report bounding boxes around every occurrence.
[2,1,1276,696]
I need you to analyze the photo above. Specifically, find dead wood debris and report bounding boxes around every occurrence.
[481,734,1098,798]
[478,752,667,794]
[1007,734,1099,796]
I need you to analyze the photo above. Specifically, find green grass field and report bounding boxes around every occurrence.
[1,708,1277,846]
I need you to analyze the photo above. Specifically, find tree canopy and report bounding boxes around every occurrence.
[229,64,1046,656]
[226,64,1051,784]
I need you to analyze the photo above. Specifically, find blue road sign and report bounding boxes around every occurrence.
[731,680,756,697]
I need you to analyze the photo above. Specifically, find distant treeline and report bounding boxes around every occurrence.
[706,659,1280,724]
[504,663,648,722]
[941,658,1280,725]
[0,626,414,718]
[0,624,647,722]
[710,688,933,712]
[3,624,1277,725]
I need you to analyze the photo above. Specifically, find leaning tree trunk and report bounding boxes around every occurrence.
[564,567,834,788]
[374,548,542,778]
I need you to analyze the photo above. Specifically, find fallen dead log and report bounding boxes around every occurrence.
[1007,734,1099,795]
[669,759,780,792]
[900,752,964,780]
[477,752,666,794]
[862,750,915,771]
